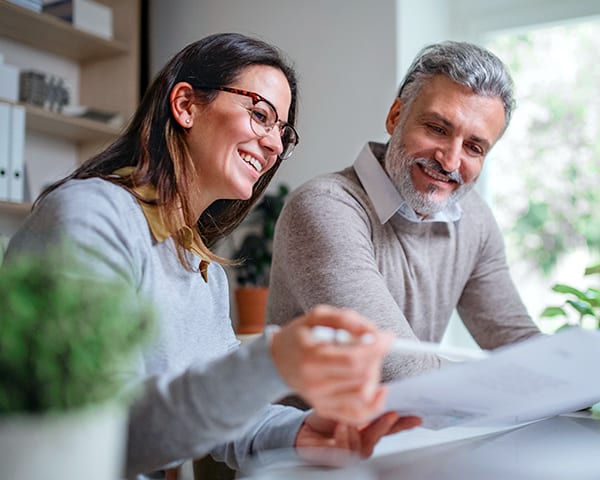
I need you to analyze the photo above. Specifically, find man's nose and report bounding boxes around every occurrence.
[434,141,461,173]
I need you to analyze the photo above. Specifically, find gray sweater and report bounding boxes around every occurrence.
[5,178,306,478]
[266,144,540,382]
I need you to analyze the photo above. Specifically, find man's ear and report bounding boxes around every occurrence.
[385,97,403,135]
[170,82,195,128]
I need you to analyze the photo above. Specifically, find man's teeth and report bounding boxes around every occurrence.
[422,165,449,182]
[240,153,262,173]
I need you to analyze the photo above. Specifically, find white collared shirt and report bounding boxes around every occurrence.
[352,142,462,224]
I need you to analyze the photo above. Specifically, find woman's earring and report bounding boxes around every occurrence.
[185,118,191,125]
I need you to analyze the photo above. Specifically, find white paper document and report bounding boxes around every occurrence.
[385,327,600,429]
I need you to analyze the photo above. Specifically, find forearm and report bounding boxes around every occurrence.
[125,335,291,476]
[210,404,308,472]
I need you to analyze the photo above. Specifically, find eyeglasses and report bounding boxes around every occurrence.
[197,86,299,160]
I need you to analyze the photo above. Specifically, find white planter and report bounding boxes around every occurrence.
[0,403,127,480]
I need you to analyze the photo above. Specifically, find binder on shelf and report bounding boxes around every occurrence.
[8,105,25,203]
[0,103,10,201]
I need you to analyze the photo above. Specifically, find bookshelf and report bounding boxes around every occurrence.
[0,1,129,61]
[0,0,140,233]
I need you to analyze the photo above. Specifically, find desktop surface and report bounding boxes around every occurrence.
[369,414,600,479]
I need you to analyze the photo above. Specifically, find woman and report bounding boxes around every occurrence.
[5,33,420,478]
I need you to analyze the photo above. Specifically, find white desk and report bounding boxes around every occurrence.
[246,413,600,479]
[368,413,600,479]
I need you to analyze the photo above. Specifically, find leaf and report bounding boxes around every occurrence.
[540,306,566,318]
[552,284,588,300]
[585,263,600,276]
[565,299,595,317]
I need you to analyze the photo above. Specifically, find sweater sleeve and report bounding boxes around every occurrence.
[5,181,305,477]
[209,404,308,473]
[267,177,442,382]
[125,335,300,475]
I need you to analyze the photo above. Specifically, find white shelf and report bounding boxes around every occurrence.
[0,0,129,61]
[0,200,31,216]
[24,104,121,143]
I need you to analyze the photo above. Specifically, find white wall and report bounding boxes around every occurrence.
[149,0,397,191]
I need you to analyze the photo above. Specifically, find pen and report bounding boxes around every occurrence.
[311,326,490,361]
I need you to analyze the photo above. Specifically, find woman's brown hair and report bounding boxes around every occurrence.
[35,33,298,270]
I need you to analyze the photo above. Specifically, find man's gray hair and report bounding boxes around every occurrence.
[398,41,515,130]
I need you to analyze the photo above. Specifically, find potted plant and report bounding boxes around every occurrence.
[540,262,600,331]
[0,250,154,480]
[232,183,289,334]
[539,261,600,417]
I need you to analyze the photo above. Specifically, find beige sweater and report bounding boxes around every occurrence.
[266,144,540,382]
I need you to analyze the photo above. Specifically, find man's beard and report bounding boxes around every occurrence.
[384,129,474,216]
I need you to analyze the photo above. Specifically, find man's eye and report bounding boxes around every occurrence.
[467,143,484,155]
[428,124,445,134]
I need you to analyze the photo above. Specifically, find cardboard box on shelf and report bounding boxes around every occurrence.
[42,0,113,39]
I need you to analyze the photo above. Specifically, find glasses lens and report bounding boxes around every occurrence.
[279,125,298,160]
[249,101,277,136]
[248,100,298,160]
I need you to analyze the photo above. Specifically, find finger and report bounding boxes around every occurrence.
[303,305,378,335]
[358,412,400,457]
[310,386,389,426]
[388,415,423,434]
[333,422,350,451]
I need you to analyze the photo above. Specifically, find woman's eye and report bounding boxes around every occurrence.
[251,108,269,125]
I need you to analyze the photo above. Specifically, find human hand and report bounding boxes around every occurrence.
[270,304,395,425]
[295,410,422,460]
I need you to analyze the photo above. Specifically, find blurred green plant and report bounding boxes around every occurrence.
[233,184,289,287]
[489,22,600,275]
[540,262,600,415]
[0,251,155,414]
[539,263,600,331]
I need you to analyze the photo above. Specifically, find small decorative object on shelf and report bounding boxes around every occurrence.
[19,70,70,113]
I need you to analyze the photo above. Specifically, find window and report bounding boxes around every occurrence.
[486,19,600,332]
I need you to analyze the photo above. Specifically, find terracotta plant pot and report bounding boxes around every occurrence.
[235,286,268,334]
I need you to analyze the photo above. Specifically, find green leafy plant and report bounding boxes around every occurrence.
[539,262,600,417]
[0,251,155,414]
[540,263,600,331]
[233,184,289,287]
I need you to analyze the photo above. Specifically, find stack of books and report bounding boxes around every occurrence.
[6,0,43,12]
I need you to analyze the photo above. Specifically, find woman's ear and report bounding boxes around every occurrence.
[385,97,403,135]
[170,82,195,128]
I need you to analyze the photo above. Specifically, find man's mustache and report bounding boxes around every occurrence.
[415,158,464,185]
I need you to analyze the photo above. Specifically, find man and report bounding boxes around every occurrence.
[266,41,540,383]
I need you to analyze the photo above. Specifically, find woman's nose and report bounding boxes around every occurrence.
[259,128,284,157]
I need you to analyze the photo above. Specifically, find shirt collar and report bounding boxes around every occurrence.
[114,167,210,281]
[352,142,462,224]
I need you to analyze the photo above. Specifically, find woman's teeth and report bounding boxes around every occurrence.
[240,152,262,173]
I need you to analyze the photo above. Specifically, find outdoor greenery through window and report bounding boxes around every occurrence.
[486,19,600,333]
